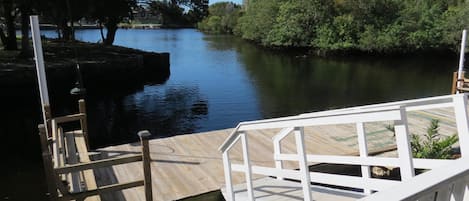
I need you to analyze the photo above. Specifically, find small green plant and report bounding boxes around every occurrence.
[386,119,458,159]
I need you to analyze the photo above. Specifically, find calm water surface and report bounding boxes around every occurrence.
[0,29,457,200]
[73,29,455,145]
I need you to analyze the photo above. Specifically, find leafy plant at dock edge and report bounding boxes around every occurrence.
[386,119,458,159]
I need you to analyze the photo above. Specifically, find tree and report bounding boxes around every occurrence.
[90,0,136,45]
[37,0,90,41]
[266,0,334,47]
[178,0,208,24]
[0,0,18,50]
[235,0,285,43]
[197,2,242,34]
[232,0,469,55]
[149,0,187,26]
[18,0,34,57]
[147,0,209,27]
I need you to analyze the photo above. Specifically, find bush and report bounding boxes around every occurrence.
[233,0,469,54]
[386,119,458,159]
[197,2,242,34]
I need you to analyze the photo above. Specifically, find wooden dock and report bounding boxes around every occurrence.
[90,106,459,201]
[221,177,365,201]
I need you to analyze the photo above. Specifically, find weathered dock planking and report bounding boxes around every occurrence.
[91,106,459,201]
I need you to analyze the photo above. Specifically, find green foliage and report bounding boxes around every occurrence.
[232,0,469,54]
[386,119,458,159]
[149,0,208,27]
[149,1,187,26]
[265,0,333,47]
[411,119,458,159]
[235,0,284,43]
[197,2,242,34]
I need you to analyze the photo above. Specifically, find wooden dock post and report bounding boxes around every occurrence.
[78,99,90,149]
[452,71,459,94]
[38,124,58,201]
[138,130,153,201]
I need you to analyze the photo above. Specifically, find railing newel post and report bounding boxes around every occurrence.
[138,130,153,201]
[273,138,284,180]
[222,151,234,201]
[356,122,371,194]
[240,132,255,201]
[394,107,415,181]
[294,127,313,201]
[453,94,469,158]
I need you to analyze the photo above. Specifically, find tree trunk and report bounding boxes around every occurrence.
[0,27,7,47]
[3,0,18,50]
[59,19,75,41]
[104,18,119,46]
[98,22,105,43]
[19,6,32,58]
[60,20,71,41]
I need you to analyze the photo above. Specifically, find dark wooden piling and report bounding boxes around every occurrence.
[138,130,153,201]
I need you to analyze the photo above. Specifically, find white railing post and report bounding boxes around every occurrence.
[273,137,284,180]
[457,30,467,92]
[222,151,234,201]
[394,107,415,181]
[272,127,294,181]
[240,132,255,201]
[453,94,469,158]
[294,127,313,201]
[356,122,371,194]
[31,15,51,136]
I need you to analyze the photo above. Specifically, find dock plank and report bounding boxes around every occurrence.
[92,107,460,201]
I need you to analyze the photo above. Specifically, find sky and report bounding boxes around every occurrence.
[209,0,242,5]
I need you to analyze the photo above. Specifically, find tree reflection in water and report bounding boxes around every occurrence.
[86,85,208,148]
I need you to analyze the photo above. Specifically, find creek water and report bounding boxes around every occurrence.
[0,28,458,200]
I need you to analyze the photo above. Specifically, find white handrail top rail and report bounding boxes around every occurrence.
[358,158,469,201]
[218,105,402,152]
[219,94,467,152]
[300,93,465,118]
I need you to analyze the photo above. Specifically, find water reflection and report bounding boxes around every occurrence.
[86,85,208,147]
[235,44,454,118]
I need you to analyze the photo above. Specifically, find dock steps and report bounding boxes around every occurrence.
[39,99,153,201]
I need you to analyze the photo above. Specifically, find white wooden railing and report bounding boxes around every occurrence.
[359,158,469,201]
[219,93,469,201]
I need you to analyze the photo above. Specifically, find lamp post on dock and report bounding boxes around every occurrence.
[70,63,86,97]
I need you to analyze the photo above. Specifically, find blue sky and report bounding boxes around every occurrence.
[209,0,242,5]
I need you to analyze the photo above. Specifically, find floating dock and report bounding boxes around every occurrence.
[90,105,458,201]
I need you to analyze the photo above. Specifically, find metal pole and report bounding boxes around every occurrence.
[457,30,467,92]
[31,16,51,130]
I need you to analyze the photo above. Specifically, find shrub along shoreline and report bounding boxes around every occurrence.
[198,0,469,56]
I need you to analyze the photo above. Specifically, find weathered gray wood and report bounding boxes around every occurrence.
[38,124,59,201]
[138,130,153,201]
[53,113,85,124]
[64,131,81,193]
[73,129,101,201]
[78,99,90,150]
[55,154,142,174]
[59,180,145,201]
